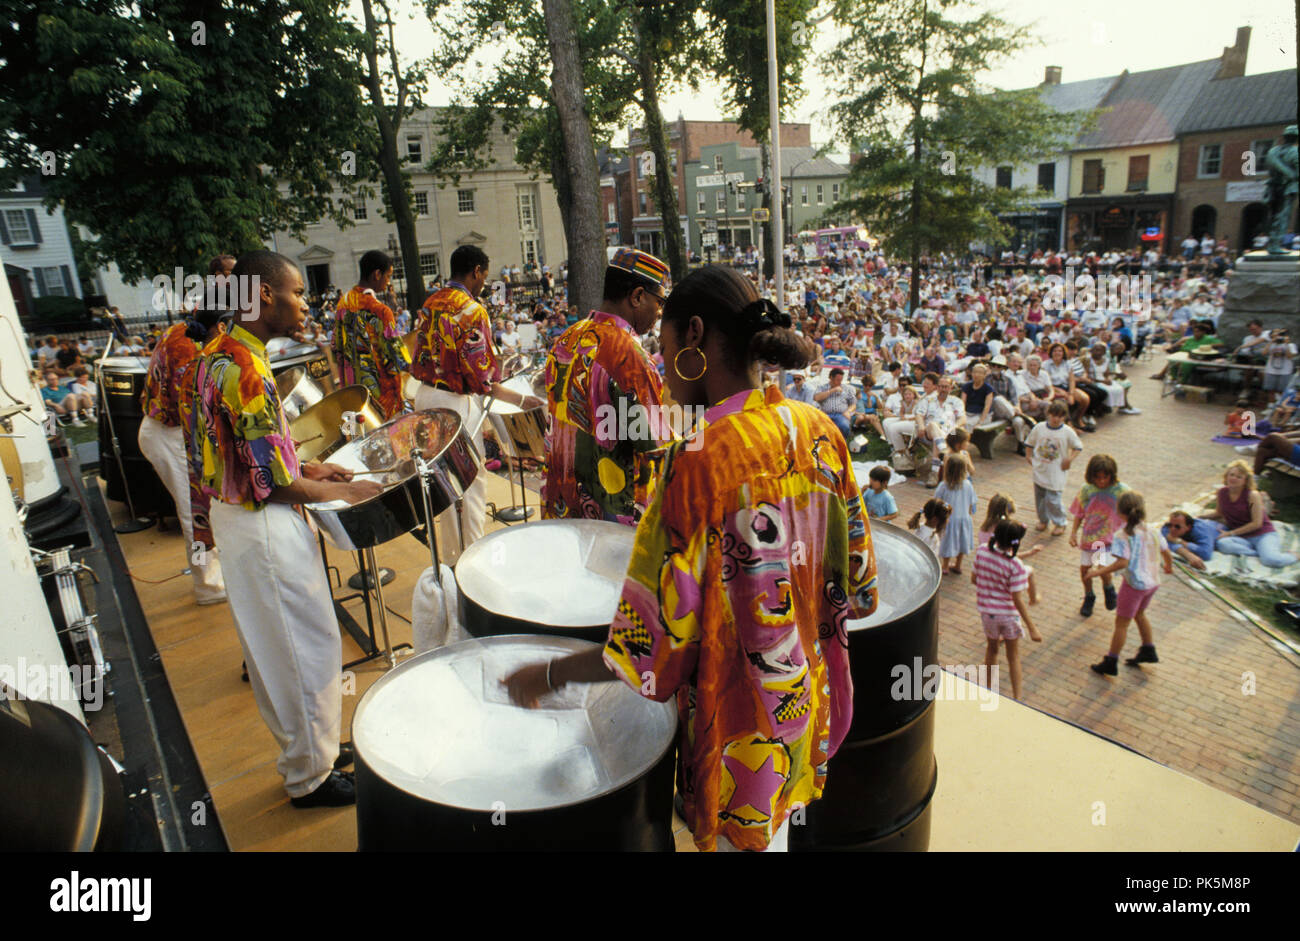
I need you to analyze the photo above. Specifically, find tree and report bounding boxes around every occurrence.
[0,1,379,284]
[358,0,432,311]
[824,0,1087,311]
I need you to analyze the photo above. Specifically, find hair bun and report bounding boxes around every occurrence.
[740,298,792,330]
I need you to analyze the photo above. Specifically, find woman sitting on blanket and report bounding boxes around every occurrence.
[1203,461,1297,569]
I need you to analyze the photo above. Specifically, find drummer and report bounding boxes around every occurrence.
[542,248,673,525]
[508,265,878,852]
[333,250,412,420]
[410,245,543,554]
[137,254,232,606]
[183,250,383,809]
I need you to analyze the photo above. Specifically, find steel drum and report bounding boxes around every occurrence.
[792,521,941,852]
[486,368,548,462]
[275,366,326,423]
[306,408,480,552]
[267,337,335,392]
[289,385,384,464]
[96,355,173,516]
[353,634,677,851]
[457,519,634,640]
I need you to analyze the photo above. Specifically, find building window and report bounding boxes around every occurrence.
[521,238,539,268]
[450,144,469,162]
[419,252,440,280]
[995,166,1012,189]
[816,184,824,205]
[1082,159,1104,194]
[639,192,648,215]
[1126,154,1149,191]
[413,191,429,216]
[3,209,33,243]
[800,185,808,207]
[697,190,706,214]
[406,135,423,164]
[517,191,536,231]
[1037,162,1055,192]
[832,182,840,202]
[457,189,476,214]
[608,203,617,223]
[737,190,745,211]
[1198,144,1222,178]
[1250,139,1273,175]
[353,193,367,221]
[716,190,726,212]
[41,266,67,296]
[714,155,724,172]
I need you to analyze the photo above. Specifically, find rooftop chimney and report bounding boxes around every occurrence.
[1043,66,1062,86]
[1215,26,1250,79]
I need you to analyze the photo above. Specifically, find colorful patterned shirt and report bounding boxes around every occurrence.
[1109,525,1169,590]
[141,322,202,426]
[542,311,670,525]
[410,283,500,395]
[332,287,411,419]
[1069,482,1132,549]
[182,325,300,511]
[603,385,878,852]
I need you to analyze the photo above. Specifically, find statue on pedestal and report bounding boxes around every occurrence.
[1265,124,1298,254]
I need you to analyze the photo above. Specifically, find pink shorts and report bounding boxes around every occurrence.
[1116,582,1158,619]
[981,613,1023,641]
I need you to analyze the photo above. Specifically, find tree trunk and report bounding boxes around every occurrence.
[360,0,425,311]
[908,0,929,316]
[632,17,685,282]
[542,0,604,319]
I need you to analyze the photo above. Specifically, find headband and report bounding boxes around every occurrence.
[740,298,792,330]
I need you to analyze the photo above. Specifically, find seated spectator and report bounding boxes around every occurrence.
[914,372,964,458]
[1204,461,1296,568]
[961,362,1010,428]
[852,383,885,437]
[1161,511,1219,571]
[40,371,93,426]
[785,371,816,405]
[813,368,856,439]
[69,367,97,403]
[1235,319,1270,362]
[964,328,990,360]
[1085,343,1140,415]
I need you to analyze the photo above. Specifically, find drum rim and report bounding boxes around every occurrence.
[351,634,678,811]
[847,520,942,632]
[455,518,634,629]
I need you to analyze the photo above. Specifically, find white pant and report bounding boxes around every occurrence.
[412,384,487,555]
[883,418,916,453]
[209,501,341,797]
[137,416,225,601]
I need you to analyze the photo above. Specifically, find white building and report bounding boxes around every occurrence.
[271,108,567,300]
[0,176,83,318]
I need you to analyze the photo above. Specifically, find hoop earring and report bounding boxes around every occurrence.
[673,347,707,382]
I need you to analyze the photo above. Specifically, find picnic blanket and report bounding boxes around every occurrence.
[1211,435,1260,446]
[852,460,908,492]
[1171,499,1300,590]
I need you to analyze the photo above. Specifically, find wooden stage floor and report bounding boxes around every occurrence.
[107,473,1299,853]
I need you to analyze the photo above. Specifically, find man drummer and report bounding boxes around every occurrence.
[137,254,232,605]
[183,250,383,808]
[333,250,412,420]
[411,245,543,554]
[542,248,672,525]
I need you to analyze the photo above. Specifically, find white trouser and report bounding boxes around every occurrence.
[990,395,1016,421]
[883,418,916,453]
[137,416,225,601]
[209,501,341,798]
[412,384,487,555]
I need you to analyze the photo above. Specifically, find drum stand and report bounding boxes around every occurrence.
[491,460,534,524]
[95,337,155,535]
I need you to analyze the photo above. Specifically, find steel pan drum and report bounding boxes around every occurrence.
[289,385,384,464]
[96,355,173,516]
[353,634,677,851]
[457,520,634,639]
[487,370,548,462]
[306,408,480,552]
[275,366,326,423]
[268,337,334,392]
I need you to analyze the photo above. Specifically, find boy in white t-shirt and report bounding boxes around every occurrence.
[1023,400,1083,535]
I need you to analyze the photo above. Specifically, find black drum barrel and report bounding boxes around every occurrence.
[792,522,941,852]
[97,359,171,516]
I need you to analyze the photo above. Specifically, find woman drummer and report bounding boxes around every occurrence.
[506,265,878,852]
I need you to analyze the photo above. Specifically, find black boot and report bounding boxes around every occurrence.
[1124,645,1159,666]
[1080,591,1097,617]
[1090,654,1118,676]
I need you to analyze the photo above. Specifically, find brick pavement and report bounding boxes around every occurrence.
[882,354,1300,824]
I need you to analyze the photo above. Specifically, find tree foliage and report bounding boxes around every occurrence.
[0,1,380,283]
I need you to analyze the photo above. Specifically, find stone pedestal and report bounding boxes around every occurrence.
[1218,251,1300,347]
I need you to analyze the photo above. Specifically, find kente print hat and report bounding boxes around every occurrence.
[608,247,670,300]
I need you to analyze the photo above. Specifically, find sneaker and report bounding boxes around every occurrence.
[289,770,356,808]
[56,414,73,427]
[1118,406,1142,415]
[70,417,85,427]
[1124,645,1159,666]
[1090,656,1118,676]
[1081,592,1097,617]
[1103,584,1118,610]
[1234,445,1258,456]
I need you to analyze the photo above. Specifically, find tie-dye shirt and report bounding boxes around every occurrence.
[410,283,500,395]
[542,311,670,525]
[182,325,300,511]
[332,287,411,419]
[141,322,202,426]
[1068,482,1132,550]
[603,385,878,852]
[1109,525,1169,590]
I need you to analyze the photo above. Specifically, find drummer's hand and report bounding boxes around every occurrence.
[504,663,552,709]
[338,479,384,504]
[309,462,355,483]
[519,395,545,411]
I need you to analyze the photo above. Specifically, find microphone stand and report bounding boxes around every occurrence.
[95,333,154,534]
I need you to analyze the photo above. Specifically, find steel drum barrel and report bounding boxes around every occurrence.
[353,635,677,851]
[97,356,173,516]
[791,521,941,852]
[456,520,634,640]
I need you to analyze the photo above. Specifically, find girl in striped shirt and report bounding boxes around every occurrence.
[972,520,1042,700]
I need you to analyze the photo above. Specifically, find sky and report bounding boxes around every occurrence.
[367,0,1296,154]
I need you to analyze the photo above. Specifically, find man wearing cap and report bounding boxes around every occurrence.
[411,245,544,553]
[543,248,672,525]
